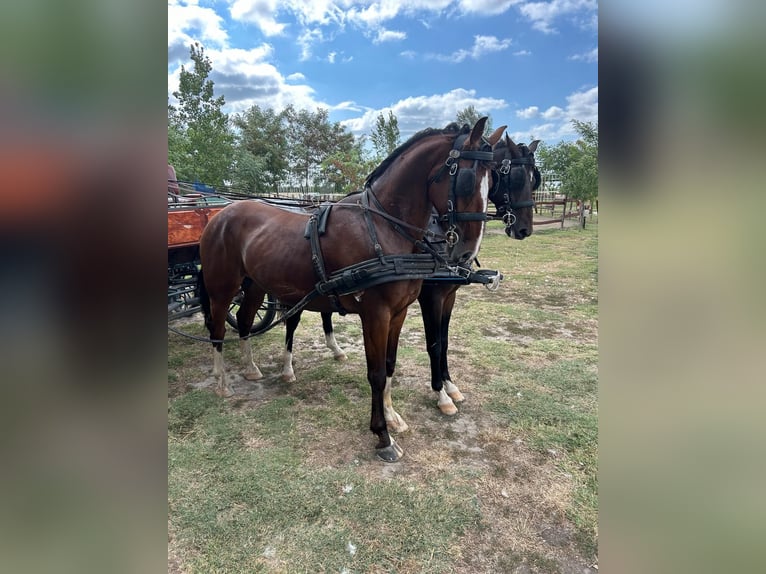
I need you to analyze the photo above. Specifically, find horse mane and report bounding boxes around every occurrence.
[364,122,469,188]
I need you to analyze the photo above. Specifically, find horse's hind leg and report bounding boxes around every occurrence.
[382,308,409,433]
[321,312,347,361]
[209,297,234,397]
[281,310,303,382]
[236,279,265,381]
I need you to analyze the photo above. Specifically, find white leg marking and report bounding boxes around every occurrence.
[213,347,233,397]
[383,376,409,433]
[240,338,263,380]
[281,349,296,382]
[437,388,458,415]
[444,379,465,403]
[325,332,347,361]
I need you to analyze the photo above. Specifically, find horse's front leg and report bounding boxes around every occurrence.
[439,288,465,403]
[383,308,409,433]
[361,311,403,463]
[321,312,347,361]
[418,286,458,415]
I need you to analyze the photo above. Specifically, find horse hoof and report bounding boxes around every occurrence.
[243,371,263,381]
[281,372,297,383]
[216,386,234,398]
[376,440,404,463]
[447,390,465,403]
[334,353,348,362]
[438,402,458,416]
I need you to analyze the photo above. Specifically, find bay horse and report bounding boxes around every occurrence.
[279,134,540,425]
[198,117,506,462]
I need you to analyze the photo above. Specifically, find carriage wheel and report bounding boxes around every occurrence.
[225,291,278,335]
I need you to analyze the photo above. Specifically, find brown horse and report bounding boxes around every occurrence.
[278,135,540,424]
[198,117,505,461]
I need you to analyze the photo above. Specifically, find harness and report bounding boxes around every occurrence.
[428,133,494,247]
[300,132,493,317]
[492,154,538,233]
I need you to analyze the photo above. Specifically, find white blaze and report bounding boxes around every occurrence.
[464,169,489,261]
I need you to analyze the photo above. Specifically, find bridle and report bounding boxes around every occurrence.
[491,149,539,234]
[427,132,494,247]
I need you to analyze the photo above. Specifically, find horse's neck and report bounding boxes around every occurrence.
[371,169,433,232]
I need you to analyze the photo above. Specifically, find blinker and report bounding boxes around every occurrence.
[455,167,476,197]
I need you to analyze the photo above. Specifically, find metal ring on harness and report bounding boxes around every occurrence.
[446,226,459,247]
[502,212,516,226]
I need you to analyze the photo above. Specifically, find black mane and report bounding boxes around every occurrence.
[364,122,469,188]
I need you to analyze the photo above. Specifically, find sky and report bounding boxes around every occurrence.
[168,0,598,146]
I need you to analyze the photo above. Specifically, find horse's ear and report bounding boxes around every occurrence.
[528,140,541,153]
[505,133,519,153]
[466,117,488,147]
[487,125,507,147]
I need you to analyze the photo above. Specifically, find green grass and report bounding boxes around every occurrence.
[169,220,599,572]
[169,400,480,573]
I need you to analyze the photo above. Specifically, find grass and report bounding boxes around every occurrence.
[168,219,598,573]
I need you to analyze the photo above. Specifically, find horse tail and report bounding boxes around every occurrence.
[197,267,212,331]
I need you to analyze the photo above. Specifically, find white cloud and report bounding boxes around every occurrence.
[541,106,565,119]
[432,35,512,63]
[168,0,229,65]
[400,50,417,59]
[513,50,532,56]
[510,86,597,142]
[341,88,507,139]
[374,29,407,44]
[569,47,598,63]
[230,0,288,36]
[564,85,598,123]
[328,51,337,63]
[519,0,597,35]
[297,27,325,61]
[457,0,522,16]
[516,106,539,119]
[169,43,325,115]
[331,100,366,112]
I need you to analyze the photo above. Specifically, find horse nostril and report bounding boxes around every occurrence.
[516,228,530,239]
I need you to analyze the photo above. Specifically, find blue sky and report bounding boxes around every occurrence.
[168,0,598,145]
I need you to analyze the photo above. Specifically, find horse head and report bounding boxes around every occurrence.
[489,133,540,239]
[426,117,506,263]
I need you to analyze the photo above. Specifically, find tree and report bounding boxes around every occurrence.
[561,120,598,206]
[168,42,235,188]
[320,136,377,194]
[536,120,598,228]
[283,106,356,189]
[456,105,493,136]
[231,105,290,193]
[369,111,401,160]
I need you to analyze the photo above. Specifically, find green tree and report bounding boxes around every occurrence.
[536,120,598,228]
[369,111,401,160]
[321,136,376,194]
[456,105,494,136]
[168,42,235,188]
[284,106,356,189]
[230,105,290,193]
